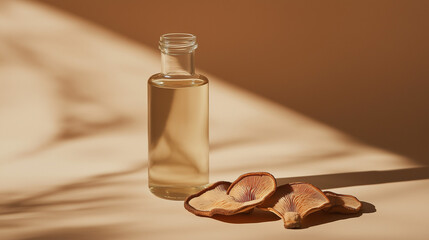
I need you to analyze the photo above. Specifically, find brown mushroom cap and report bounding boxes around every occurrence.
[258,183,330,229]
[184,172,277,217]
[323,191,362,214]
[227,172,277,202]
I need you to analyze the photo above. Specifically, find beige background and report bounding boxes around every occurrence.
[38,0,429,164]
[0,1,428,240]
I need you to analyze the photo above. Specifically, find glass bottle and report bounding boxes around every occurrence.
[148,33,209,200]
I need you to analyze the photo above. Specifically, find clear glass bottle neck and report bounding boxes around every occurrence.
[161,51,195,76]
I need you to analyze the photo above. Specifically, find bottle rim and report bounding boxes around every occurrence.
[159,33,198,54]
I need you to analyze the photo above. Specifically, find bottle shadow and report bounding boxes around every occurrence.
[212,166,428,227]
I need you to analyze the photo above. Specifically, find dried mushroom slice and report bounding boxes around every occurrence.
[184,172,277,217]
[184,181,235,217]
[258,183,330,229]
[323,191,362,214]
[227,172,277,202]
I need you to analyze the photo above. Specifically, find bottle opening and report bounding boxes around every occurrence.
[159,33,198,55]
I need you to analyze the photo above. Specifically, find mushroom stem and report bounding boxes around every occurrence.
[283,212,301,229]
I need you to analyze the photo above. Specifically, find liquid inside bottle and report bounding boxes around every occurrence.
[148,33,209,200]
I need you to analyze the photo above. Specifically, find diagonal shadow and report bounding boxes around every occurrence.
[18,225,124,240]
[0,162,147,215]
[276,166,429,189]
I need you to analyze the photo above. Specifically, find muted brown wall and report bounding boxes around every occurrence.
[37,0,429,163]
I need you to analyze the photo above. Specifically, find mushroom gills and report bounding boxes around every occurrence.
[184,172,277,217]
[258,183,330,229]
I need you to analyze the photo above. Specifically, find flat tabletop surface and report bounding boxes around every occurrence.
[1,1,428,239]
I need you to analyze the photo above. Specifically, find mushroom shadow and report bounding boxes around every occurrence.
[212,208,279,224]
[211,201,375,227]
[301,201,376,229]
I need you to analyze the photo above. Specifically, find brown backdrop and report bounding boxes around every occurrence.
[37,0,429,164]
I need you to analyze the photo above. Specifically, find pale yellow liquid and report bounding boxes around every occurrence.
[148,74,209,200]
